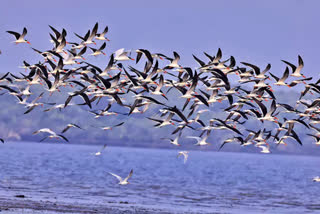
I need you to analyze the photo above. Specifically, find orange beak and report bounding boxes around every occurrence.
[27,41,31,45]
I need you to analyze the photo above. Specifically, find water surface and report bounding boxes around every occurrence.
[0,142,320,213]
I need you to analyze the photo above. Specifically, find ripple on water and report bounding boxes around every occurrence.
[0,142,320,213]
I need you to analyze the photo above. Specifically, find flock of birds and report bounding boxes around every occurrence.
[2,23,320,184]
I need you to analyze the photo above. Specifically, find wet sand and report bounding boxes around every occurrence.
[0,196,208,214]
[0,197,181,214]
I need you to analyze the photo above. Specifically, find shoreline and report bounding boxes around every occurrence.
[6,140,320,159]
[1,196,311,214]
[0,197,186,214]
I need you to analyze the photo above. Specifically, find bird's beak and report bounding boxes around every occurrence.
[27,41,31,45]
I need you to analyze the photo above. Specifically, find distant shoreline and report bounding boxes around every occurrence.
[7,140,320,158]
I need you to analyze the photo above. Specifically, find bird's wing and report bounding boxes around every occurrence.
[114,48,125,57]
[280,67,290,81]
[109,172,123,182]
[58,134,69,142]
[7,31,21,40]
[61,126,70,133]
[100,144,107,152]
[72,123,83,129]
[183,153,188,163]
[124,169,133,182]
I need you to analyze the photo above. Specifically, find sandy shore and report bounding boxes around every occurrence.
[0,196,206,214]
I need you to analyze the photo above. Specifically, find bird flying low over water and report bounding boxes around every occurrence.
[33,128,69,142]
[257,145,271,153]
[109,169,133,185]
[219,137,244,150]
[161,132,182,146]
[313,176,320,182]
[187,133,211,146]
[177,151,189,164]
[92,144,107,156]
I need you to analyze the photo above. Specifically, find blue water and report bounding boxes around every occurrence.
[0,142,320,213]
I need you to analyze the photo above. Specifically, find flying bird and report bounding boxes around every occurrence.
[177,151,189,164]
[7,27,30,44]
[61,123,83,133]
[108,169,133,185]
[92,144,107,156]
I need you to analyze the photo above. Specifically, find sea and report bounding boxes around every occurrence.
[0,141,320,213]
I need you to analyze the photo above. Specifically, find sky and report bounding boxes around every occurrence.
[1,0,320,82]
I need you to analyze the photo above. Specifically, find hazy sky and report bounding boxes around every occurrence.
[1,0,319,80]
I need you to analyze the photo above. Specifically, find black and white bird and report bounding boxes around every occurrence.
[7,27,30,44]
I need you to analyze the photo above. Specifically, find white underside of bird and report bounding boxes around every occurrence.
[109,169,133,185]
